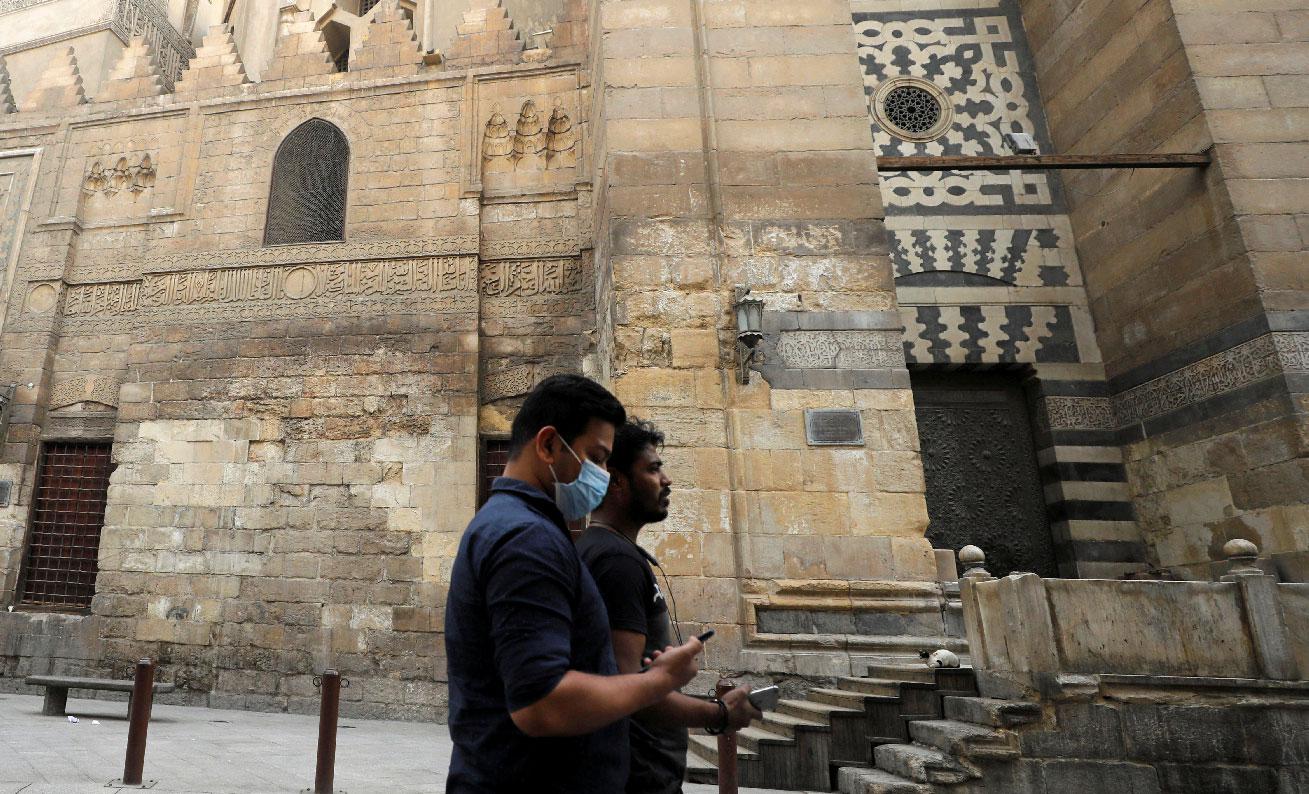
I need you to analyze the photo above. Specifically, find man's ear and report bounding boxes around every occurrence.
[533,426,561,465]
[606,469,629,500]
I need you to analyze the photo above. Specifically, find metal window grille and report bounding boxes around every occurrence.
[332,47,350,73]
[263,119,350,246]
[883,85,942,135]
[478,438,511,507]
[360,0,381,13]
[18,442,114,609]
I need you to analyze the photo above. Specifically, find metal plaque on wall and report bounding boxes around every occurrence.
[804,409,865,446]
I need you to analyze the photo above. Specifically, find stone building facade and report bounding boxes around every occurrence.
[0,0,1305,718]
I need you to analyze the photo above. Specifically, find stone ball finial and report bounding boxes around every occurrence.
[958,545,991,579]
[1222,538,1259,560]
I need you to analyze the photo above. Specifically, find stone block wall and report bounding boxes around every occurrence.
[962,572,1305,683]
[593,0,944,677]
[1020,0,1309,574]
[79,313,473,717]
[0,7,575,716]
[964,694,1309,793]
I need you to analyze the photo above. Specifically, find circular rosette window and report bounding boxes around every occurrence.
[872,77,953,143]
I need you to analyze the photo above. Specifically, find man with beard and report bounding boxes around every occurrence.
[445,378,706,794]
[577,420,760,794]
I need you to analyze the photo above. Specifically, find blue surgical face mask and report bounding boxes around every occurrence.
[549,436,610,521]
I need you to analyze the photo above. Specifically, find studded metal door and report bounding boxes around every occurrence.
[912,373,1057,578]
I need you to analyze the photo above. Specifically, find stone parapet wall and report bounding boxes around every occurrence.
[961,571,1305,685]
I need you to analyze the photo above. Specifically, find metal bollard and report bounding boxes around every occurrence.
[715,678,738,794]
[122,658,155,786]
[313,670,343,794]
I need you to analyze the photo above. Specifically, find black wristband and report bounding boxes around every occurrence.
[705,697,730,735]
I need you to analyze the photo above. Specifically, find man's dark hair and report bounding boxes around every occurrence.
[608,419,665,479]
[508,374,626,456]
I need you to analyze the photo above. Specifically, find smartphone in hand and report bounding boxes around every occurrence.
[747,685,780,711]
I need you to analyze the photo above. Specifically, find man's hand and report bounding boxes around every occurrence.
[645,637,702,690]
[721,684,761,731]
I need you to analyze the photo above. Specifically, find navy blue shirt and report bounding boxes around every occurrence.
[444,477,628,793]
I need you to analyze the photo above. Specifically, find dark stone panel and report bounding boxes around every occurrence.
[1264,310,1309,332]
[893,271,1010,287]
[1068,540,1147,563]
[1134,390,1295,450]
[756,608,942,637]
[1020,704,1125,759]
[1107,315,1270,393]
[1033,379,1112,398]
[1041,461,1128,483]
[1046,429,1122,447]
[1282,372,1309,395]
[1157,763,1277,794]
[1122,704,1268,764]
[1048,499,1135,522]
[1138,375,1292,440]
[1036,759,1162,794]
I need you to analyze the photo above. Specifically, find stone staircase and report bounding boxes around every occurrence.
[686,663,991,790]
[837,696,1043,793]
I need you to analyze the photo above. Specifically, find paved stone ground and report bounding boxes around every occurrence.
[0,692,812,793]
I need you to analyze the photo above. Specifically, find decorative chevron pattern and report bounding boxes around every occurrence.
[900,304,1078,364]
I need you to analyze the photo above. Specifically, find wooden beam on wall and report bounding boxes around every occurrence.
[876,151,1212,172]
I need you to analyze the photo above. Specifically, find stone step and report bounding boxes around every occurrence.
[930,667,979,695]
[837,677,903,696]
[809,687,893,709]
[838,765,932,794]
[737,724,796,753]
[943,696,1041,728]
[873,743,972,785]
[779,696,862,722]
[908,719,1017,760]
[685,746,718,784]
[864,663,938,684]
[688,732,759,766]
[762,709,831,739]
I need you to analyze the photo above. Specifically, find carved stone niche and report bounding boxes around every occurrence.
[475,71,580,194]
[83,155,156,199]
[482,98,576,182]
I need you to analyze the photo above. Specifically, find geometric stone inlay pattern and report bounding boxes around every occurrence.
[901,304,1078,364]
[890,227,1067,287]
[853,4,1054,213]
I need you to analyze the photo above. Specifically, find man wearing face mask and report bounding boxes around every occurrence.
[445,375,707,794]
[579,420,760,793]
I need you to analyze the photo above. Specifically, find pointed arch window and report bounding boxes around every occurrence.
[264,119,350,246]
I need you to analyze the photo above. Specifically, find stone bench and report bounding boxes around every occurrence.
[24,675,176,717]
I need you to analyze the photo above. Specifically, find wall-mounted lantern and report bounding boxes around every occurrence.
[733,287,764,384]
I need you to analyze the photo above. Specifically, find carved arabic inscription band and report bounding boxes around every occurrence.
[61,257,478,317]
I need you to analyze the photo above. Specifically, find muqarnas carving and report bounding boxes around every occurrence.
[482,99,575,175]
[545,105,575,168]
[84,154,156,197]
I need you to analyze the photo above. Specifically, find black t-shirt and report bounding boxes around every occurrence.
[577,525,688,794]
[444,479,628,793]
